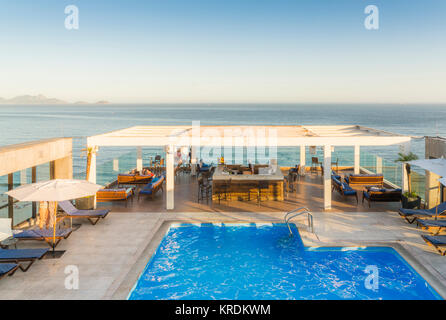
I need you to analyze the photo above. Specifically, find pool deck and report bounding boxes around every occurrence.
[1,173,446,300]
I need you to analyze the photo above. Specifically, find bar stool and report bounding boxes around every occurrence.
[311,157,320,174]
[198,177,212,203]
[216,181,230,204]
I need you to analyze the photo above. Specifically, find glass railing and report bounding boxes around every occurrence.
[0,162,51,226]
[74,146,427,200]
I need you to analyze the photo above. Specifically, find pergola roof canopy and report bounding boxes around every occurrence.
[87,125,411,148]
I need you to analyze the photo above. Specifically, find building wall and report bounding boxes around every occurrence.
[425,137,446,208]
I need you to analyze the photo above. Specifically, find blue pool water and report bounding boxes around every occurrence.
[130,223,440,300]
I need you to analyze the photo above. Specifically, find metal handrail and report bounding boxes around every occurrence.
[284,207,314,235]
[284,207,309,222]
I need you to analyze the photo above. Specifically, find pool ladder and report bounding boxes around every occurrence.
[284,207,314,235]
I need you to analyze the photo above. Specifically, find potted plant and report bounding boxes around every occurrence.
[395,152,421,209]
[401,191,421,209]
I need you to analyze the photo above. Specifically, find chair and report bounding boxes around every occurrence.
[214,181,230,204]
[331,176,358,204]
[311,157,320,174]
[0,248,49,272]
[287,170,299,193]
[138,175,165,200]
[0,263,18,280]
[331,158,339,172]
[13,228,73,248]
[59,201,110,225]
[398,202,446,224]
[421,235,446,255]
[96,188,134,203]
[198,176,212,203]
[344,174,384,187]
[362,187,402,208]
[117,172,154,185]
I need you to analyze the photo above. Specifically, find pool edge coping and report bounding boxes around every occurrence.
[107,219,446,300]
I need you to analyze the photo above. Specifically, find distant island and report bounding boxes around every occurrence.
[0,94,109,105]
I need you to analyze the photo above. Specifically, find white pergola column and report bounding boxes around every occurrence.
[354,145,360,174]
[166,145,175,210]
[88,151,97,184]
[323,145,332,210]
[191,146,197,176]
[300,145,306,175]
[136,147,143,172]
[402,163,409,193]
[376,156,382,174]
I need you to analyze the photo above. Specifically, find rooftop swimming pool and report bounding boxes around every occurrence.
[128,223,441,300]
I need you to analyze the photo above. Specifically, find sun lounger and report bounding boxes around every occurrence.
[0,263,18,280]
[362,187,402,208]
[96,188,133,203]
[117,172,154,185]
[422,235,446,255]
[345,174,384,187]
[13,228,73,248]
[0,248,49,272]
[138,175,165,200]
[331,176,358,204]
[417,219,446,235]
[398,202,446,224]
[59,200,110,225]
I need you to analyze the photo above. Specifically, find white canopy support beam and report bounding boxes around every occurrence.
[191,146,197,176]
[376,156,383,174]
[166,145,175,210]
[323,145,332,210]
[354,145,360,174]
[300,145,306,174]
[136,147,143,172]
[88,150,97,184]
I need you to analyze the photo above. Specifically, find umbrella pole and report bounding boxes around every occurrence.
[436,182,441,220]
[53,201,57,253]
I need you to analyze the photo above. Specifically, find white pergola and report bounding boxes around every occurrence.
[87,125,411,210]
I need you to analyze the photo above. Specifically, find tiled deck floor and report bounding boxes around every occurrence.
[1,172,445,300]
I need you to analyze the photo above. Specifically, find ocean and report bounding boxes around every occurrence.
[1,103,445,178]
[1,103,445,224]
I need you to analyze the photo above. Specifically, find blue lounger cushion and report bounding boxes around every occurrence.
[59,201,110,217]
[0,263,17,276]
[418,219,446,228]
[331,176,342,186]
[140,176,164,195]
[0,248,49,260]
[331,171,341,180]
[399,202,446,217]
[422,235,446,246]
[13,228,73,239]
[332,177,357,196]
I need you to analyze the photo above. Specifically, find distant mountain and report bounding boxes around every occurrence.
[0,94,67,104]
[0,95,110,105]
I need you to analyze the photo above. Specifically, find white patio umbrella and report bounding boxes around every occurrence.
[407,158,446,177]
[5,179,102,249]
[408,158,446,219]
[439,177,446,187]
[0,218,12,242]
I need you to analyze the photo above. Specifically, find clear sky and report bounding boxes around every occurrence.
[0,0,445,103]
